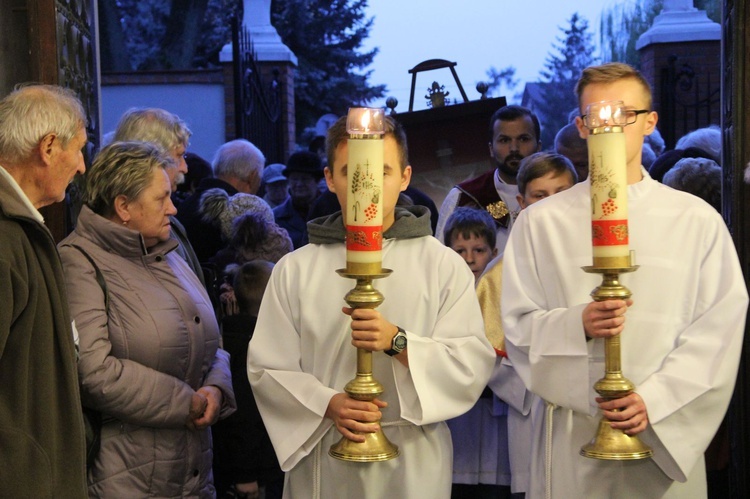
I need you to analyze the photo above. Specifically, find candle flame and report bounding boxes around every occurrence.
[598,105,612,124]
[346,107,385,135]
[360,109,371,132]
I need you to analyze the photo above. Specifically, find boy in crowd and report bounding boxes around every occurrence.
[213,261,283,499]
[443,207,498,282]
[502,62,747,498]
[247,115,495,498]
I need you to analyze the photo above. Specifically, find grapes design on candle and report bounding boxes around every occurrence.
[350,162,381,223]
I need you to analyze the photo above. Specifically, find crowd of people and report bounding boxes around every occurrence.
[1,61,748,499]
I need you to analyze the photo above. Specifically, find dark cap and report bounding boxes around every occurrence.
[282,151,324,180]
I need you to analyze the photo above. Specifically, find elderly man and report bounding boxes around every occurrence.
[273,150,324,249]
[435,105,542,251]
[114,107,190,191]
[0,84,88,497]
[113,107,204,285]
[177,139,265,262]
[261,162,289,209]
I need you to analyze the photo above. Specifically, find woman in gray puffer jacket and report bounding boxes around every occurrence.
[59,142,236,498]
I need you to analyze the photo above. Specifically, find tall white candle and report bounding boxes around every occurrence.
[585,101,630,268]
[346,107,385,275]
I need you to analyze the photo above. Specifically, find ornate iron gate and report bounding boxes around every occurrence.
[232,17,284,164]
[659,55,720,150]
[27,0,100,241]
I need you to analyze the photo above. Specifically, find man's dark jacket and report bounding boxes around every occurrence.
[0,170,88,498]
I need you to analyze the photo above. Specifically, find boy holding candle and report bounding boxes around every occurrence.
[501,62,748,498]
[247,115,495,498]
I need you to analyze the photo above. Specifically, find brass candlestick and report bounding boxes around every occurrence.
[329,269,400,462]
[580,261,653,460]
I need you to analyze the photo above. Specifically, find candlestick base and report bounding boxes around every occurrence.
[579,264,652,461]
[329,269,399,462]
[580,417,654,460]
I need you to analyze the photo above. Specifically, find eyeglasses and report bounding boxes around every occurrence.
[580,109,649,128]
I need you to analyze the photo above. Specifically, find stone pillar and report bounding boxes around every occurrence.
[636,0,721,148]
[220,0,297,157]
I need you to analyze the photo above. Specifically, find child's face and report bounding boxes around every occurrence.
[450,233,497,281]
[517,171,576,209]
[575,78,658,174]
[325,135,411,231]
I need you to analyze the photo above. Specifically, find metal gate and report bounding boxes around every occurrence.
[232,17,284,164]
[659,55,720,150]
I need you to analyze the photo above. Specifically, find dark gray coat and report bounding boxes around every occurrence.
[0,168,88,498]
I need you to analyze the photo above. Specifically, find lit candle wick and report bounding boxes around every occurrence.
[598,105,612,126]
[360,110,371,132]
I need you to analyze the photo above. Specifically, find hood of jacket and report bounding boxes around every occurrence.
[307,205,432,245]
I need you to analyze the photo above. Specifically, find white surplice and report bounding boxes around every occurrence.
[502,170,748,499]
[248,234,495,499]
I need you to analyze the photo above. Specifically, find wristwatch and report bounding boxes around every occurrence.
[385,327,407,356]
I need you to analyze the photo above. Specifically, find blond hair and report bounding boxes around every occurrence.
[325,115,409,173]
[575,62,652,110]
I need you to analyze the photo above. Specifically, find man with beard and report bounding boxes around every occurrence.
[436,105,541,250]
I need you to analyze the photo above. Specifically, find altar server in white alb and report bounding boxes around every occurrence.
[248,116,495,499]
[502,62,748,499]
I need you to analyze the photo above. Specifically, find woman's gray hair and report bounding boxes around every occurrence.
[113,107,191,153]
[675,126,721,164]
[86,141,173,217]
[663,157,722,212]
[0,84,86,164]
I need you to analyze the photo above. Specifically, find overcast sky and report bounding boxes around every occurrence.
[362,0,618,111]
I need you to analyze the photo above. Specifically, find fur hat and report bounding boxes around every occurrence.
[648,147,714,183]
[229,212,293,264]
[199,188,274,241]
[663,157,722,212]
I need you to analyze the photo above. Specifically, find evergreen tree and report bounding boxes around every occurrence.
[536,13,596,148]
[482,65,519,101]
[271,0,386,140]
[98,0,241,71]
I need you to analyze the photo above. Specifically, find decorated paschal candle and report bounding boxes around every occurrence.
[345,107,385,275]
[585,101,630,268]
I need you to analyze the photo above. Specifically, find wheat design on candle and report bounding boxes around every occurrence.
[350,160,381,223]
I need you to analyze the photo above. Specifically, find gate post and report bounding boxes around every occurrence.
[636,0,721,149]
[220,0,297,160]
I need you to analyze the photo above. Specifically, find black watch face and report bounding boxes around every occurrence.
[394,334,407,350]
